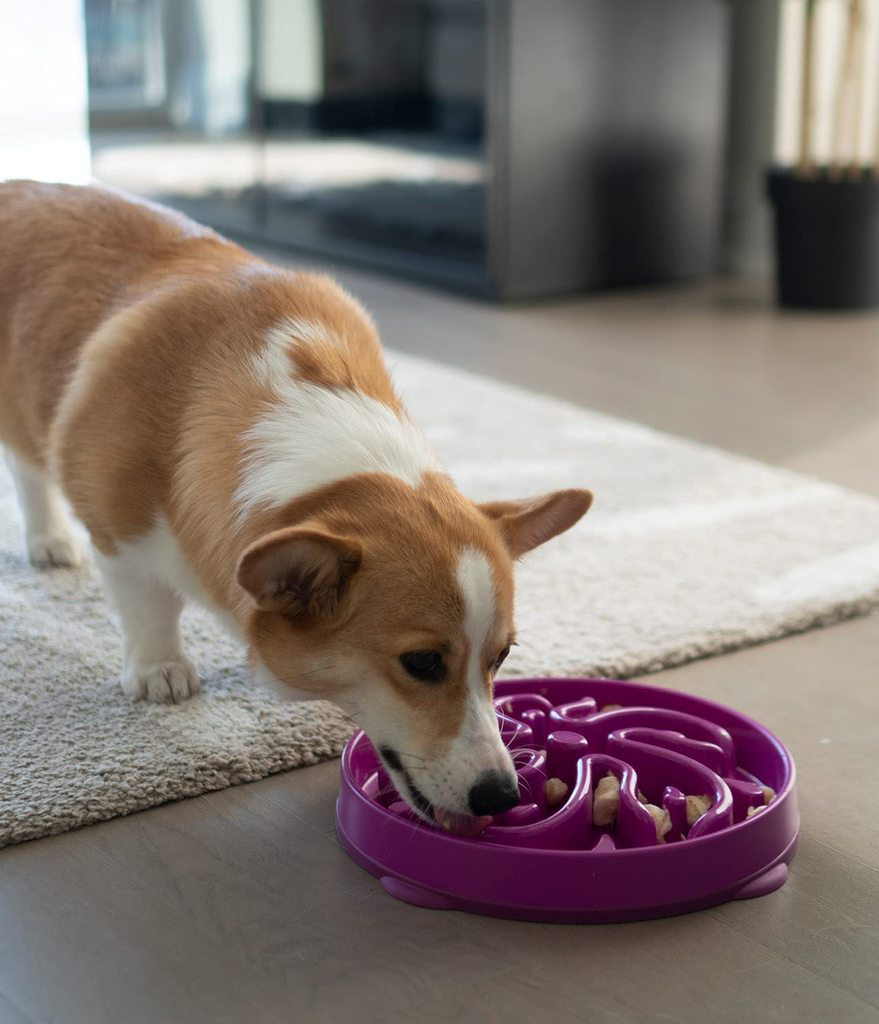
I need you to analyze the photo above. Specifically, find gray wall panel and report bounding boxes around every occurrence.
[490,0,730,299]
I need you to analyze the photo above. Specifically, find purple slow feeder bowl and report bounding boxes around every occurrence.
[335,677,799,923]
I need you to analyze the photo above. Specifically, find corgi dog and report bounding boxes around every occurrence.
[0,181,591,830]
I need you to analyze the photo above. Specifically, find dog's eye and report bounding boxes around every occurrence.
[493,646,511,672]
[400,650,446,683]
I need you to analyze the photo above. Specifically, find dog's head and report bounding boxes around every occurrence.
[237,473,591,832]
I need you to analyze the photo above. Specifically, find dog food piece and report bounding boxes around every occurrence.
[645,803,672,843]
[762,785,776,805]
[593,772,620,826]
[545,777,569,808]
[685,794,713,826]
[637,789,649,804]
[600,703,623,713]
[747,804,766,818]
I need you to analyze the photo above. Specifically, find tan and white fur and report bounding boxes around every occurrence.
[0,181,592,825]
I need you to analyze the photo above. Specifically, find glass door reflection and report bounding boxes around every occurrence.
[86,0,489,289]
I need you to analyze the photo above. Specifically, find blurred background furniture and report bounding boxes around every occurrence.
[84,0,728,298]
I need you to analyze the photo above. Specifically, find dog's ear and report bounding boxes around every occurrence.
[479,488,592,558]
[237,526,362,622]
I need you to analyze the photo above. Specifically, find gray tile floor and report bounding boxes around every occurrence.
[2,261,878,1024]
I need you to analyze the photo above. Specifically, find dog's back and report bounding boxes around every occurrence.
[0,180,238,467]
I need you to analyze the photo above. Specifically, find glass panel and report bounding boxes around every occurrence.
[87,0,261,234]
[257,0,488,284]
[86,0,489,288]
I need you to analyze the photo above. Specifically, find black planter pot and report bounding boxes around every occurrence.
[767,167,879,310]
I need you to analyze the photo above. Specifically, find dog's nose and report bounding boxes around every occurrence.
[468,770,520,816]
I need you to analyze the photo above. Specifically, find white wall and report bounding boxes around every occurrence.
[0,0,91,182]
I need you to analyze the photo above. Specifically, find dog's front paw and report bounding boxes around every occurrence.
[27,532,83,568]
[121,658,201,704]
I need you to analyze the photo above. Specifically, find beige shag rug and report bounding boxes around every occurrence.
[3,352,879,848]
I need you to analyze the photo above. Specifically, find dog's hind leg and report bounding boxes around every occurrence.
[4,447,83,568]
